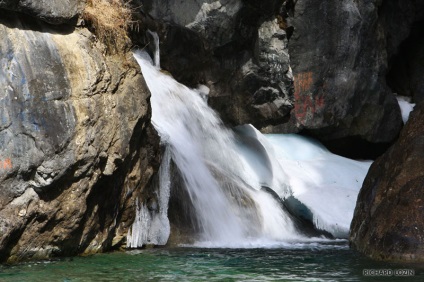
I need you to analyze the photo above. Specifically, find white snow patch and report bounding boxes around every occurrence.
[396,95,415,123]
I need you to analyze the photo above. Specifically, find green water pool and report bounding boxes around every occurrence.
[1,241,422,281]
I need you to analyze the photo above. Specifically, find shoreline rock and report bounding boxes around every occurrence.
[350,102,424,262]
[0,12,161,263]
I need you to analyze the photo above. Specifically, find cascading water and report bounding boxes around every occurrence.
[130,32,371,247]
[147,30,160,68]
[133,52,300,246]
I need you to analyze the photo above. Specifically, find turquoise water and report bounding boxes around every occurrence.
[1,241,422,281]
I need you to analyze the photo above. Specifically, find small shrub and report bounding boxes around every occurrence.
[83,0,139,54]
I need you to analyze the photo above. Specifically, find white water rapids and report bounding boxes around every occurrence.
[127,39,371,248]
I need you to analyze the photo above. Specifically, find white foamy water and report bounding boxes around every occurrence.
[265,132,371,237]
[234,125,371,238]
[133,50,301,245]
[131,39,372,247]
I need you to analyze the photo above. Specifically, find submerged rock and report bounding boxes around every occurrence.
[0,13,160,262]
[350,102,424,262]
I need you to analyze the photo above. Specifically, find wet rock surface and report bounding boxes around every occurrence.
[350,102,424,262]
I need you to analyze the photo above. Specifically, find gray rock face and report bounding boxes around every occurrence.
[141,0,421,146]
[141,0,294,127]
[0,13,160,262]
[0,18,75,201]
[0,0,83,24]
[142,0,208,27]
[286,0,403,143]
[350,102,424,262]
[142,0,244,49]
[250,19,293,123]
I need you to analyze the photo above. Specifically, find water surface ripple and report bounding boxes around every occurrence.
[1,242,423,281]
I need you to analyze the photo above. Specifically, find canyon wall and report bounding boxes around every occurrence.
[0,5,160,262]
[1,0,424,263]
[141,0,424,262]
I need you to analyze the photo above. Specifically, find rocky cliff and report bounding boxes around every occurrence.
[138,0,411,149]
[286,0,403,144]
[1,0,424,264]
[0,4,160,262]
[139,0,294,129]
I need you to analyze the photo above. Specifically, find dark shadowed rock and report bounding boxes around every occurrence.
[384,0,424,104]
[379,0,424,60]
[286,0,403,143]
[0,0,83,24]
[139,0,423,150]
[0,13,160,262]
[387,21,424,103]
[139,0,294,127]
[350,102,424,262]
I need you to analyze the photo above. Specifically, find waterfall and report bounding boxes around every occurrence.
[133,49,302,246]
[129,32,371,247]
[147,30,160,68]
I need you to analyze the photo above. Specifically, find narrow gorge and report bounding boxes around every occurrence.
[0,0,424,271]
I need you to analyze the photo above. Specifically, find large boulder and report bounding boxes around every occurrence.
[0,12,160,262]
[0,0,83,24]
[350,102,424,262]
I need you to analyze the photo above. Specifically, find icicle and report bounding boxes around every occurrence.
[126,147,172,248]
[147,30,160,68]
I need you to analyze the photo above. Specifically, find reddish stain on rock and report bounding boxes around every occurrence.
[1,158,12,170]
[294,72,325,124]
